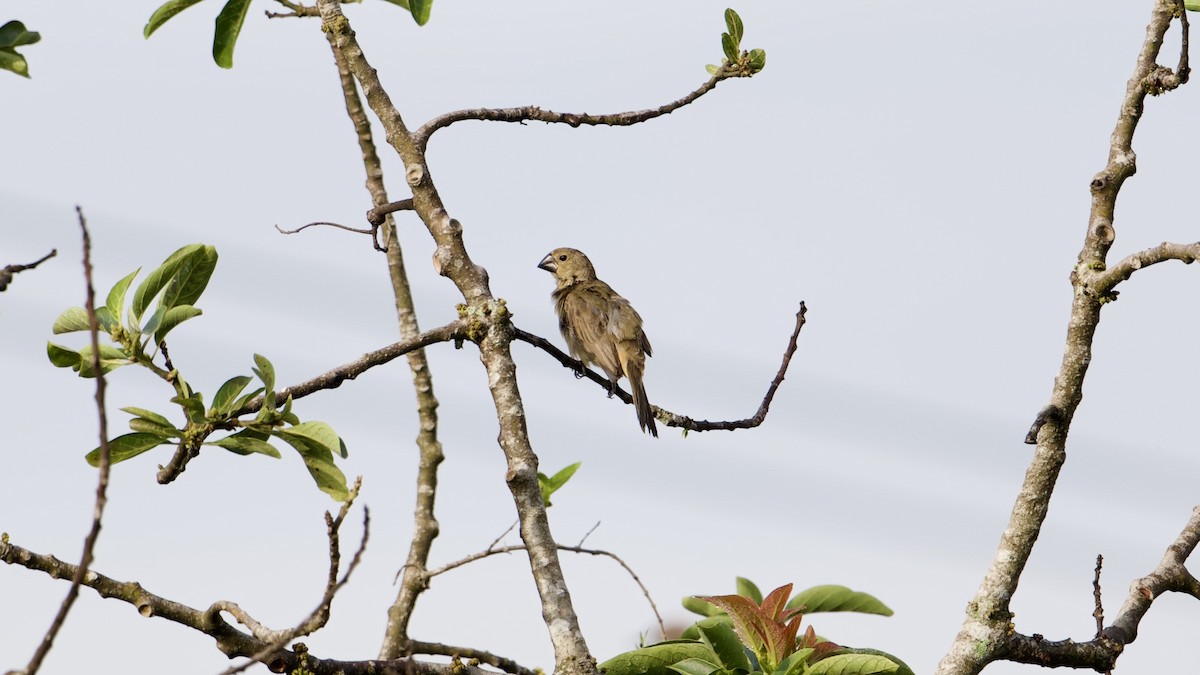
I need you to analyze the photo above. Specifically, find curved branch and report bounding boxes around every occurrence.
[1092,240,1200,295]
[514,301,806,433]
[978,506,1200,671]
[414,66,747,151]
[2,513,492,675]
[426,542,666,640]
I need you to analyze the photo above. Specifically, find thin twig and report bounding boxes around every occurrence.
[426,542,666,638]
[514,301,807,433]
[218,478,370,675]
[20,209,110,675]
[1093,554,1105,639]
[576,522,601,548]
[0,248,56,292]
[276,221,376,237]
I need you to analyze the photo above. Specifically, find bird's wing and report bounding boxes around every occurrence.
[607,293,651,357]
[564,282,622,379]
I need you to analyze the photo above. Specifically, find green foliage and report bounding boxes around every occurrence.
[786,586,893,616]
[380,0,434,25]
[145,0,433,68]
[49,245,350,501]
[537,462,581,507]
[605,579,907,675]
[0,20,40,78]
[705,9,766,78]
[1188,0,1200,11]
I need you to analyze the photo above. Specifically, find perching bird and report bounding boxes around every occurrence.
[538,247,658,437]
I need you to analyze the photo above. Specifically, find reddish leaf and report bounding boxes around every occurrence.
[762,583,793,621]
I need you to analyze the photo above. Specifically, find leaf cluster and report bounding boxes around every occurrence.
[601,579,912,675]
[0,20,40,78]
[47,244,350,501]
[706,9,766,78]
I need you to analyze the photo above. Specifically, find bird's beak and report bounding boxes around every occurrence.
[537,254,556,273]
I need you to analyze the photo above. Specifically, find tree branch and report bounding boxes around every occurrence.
[1091,240,1200,296]
[513,301,806,433]
[16,210,110,675]
[413,65,747,151]
[319,28,447,658]
[425,542,666,641]
[406,641,538,675]
[233,319,468,416]
[0,248,56,292]
[936,2,1191,673]
[317,4,598,673]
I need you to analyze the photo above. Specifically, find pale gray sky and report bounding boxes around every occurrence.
[3,2,1199,674]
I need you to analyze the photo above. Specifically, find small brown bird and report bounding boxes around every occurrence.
[538,247,657,437]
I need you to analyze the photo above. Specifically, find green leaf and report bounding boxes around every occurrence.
[76,344,132,377]
[129,417,180,438]
[121,407,173,427]
[252,353,276,392]
[94,307,118,334]
[144,0,207,38]
[47,342,81,368]
[379,0,412,8]
[172,393,207,423]
[1187,0,1200,11]
[0,21,41,48]
[724,9,743,46]
[698,621,750,672]
[805,654,898,675]
[408,0,433,25]
[599,641,720,675]
[153,304,202,344]
[278,421,341,455]
[131,244,207,322]
[85,432,170,467]
[230,386,265,414]
[106,268,141,322]
[210,432,282,458]
[683,596,724,618]
[815,650,912,675]
[786,585,893,616]
[775,649,814,675]
[212,375,253,417]
[680,616,734,641]
[161,245,217,310]
[736,577,763,604]
[721,32,738,63]
[705,64,720,76]
[274,426,349,501]
[748,48,766,73]
[0,48,30,78]
[0,22,38,78]
[52,307,92,334]
[667,658,724,675]
[213,0,252,68]
[537,461,581,506]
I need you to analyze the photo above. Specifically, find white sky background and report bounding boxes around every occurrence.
[2,1,1199,673]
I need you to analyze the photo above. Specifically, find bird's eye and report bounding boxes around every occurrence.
[558,254,567,261]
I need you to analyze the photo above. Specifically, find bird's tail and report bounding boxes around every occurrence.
[626,363,658,438]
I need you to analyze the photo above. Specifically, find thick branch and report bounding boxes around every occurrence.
[414,67,742,151]
[936,3,1190,673]
[513,301,806,433]
[1092,240,1200,295]
[317,3,596,673]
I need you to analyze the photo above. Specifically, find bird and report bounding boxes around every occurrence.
[538,247,658,437]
